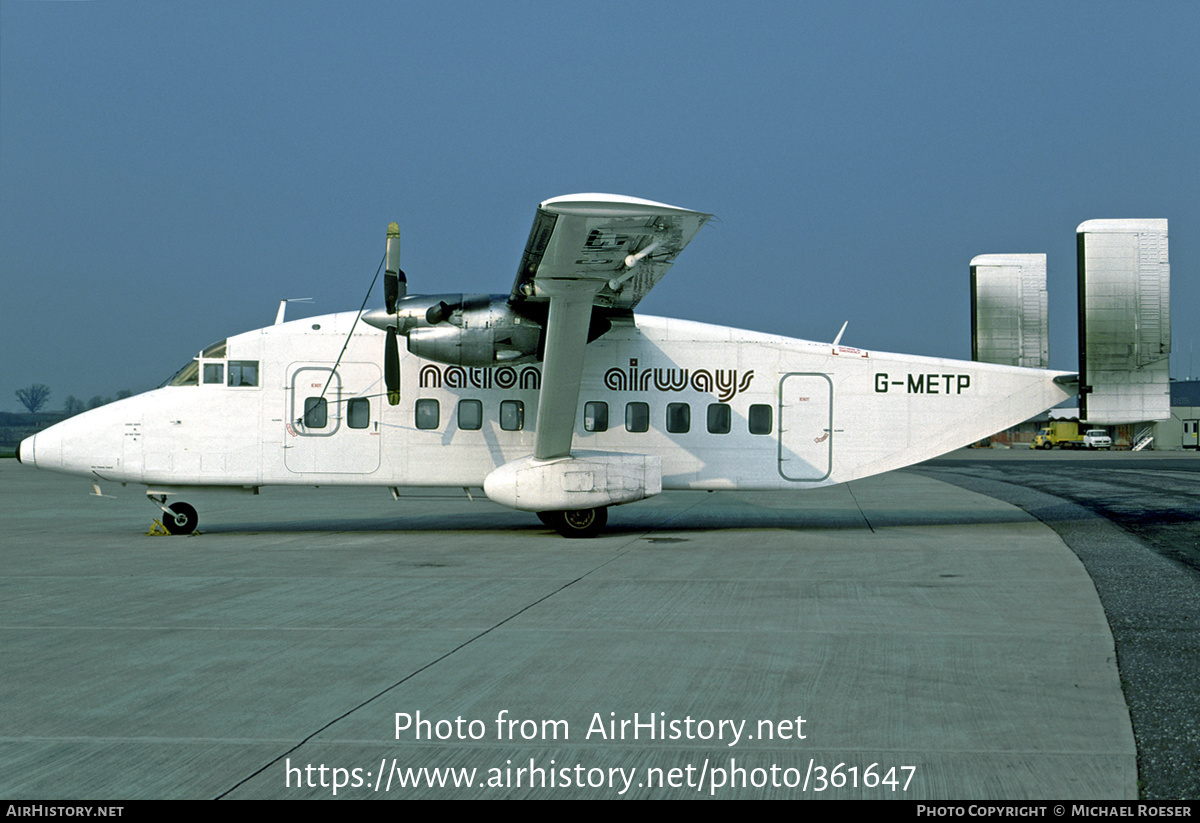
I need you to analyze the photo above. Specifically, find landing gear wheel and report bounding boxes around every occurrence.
[543,507,608,539]
[163,502,199,535]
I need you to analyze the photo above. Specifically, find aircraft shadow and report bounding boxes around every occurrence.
[196,502,1032,536]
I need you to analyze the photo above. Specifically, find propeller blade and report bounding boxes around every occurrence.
[385,325,401,405]
[384,222,406,314]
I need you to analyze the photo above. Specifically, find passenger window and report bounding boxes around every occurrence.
[584,401,608,432]
[303,397,327,428]
[415,398,440,430]
[666,402,690,433]
[625,402,649,433]
[458,399,483,430]
[202,363,225,385]
[500,400,524,431]
[347,397,370,429]
[707,403,731,434]
[749,404,773,435]
[227,360,259,387]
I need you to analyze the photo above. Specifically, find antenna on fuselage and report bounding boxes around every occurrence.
[831,321,849,347]
[275,297,313,325]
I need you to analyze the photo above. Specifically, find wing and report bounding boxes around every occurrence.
[511,194,712,460]
[511,193,713,312]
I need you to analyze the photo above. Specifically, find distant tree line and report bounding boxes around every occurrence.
[15,385,132,415]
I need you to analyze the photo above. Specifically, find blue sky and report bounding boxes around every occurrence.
[3,1,1198,410]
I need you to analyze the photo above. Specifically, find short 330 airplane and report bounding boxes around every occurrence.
[17,194,1075,536]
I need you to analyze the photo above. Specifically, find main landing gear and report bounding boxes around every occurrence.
[537,507,608,539]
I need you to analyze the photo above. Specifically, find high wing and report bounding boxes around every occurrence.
[510,194,712,459]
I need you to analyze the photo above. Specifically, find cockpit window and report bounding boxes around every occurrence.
[202,363,225,385]
[227,361,259,387]
[166,360,200,387]
[164,339,228,387]
[163,339,243,388]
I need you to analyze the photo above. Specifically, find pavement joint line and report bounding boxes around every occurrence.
[843,481,875,532]
[212,501,709,799]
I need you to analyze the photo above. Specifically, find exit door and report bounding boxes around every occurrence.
[285,362,382,474]
[778,373,833,481]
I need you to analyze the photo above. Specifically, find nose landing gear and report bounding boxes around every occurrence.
[149,495,199,535]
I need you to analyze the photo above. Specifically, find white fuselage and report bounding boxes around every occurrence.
[20,311,1075,498]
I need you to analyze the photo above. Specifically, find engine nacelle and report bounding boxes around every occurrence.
[483,452,662,512]
[401,294,542,366]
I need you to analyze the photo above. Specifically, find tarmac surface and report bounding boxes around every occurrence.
[915,451,1200,801]
[1,452,1189,799]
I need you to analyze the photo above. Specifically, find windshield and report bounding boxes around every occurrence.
[161,339,227,387]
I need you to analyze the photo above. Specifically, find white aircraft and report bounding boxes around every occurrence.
[16,194,1076,537]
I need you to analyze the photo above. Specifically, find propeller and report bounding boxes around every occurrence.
[383,223,405,405]
[385,326,401,405]
[318,222,406,413]
[384,222,406,313]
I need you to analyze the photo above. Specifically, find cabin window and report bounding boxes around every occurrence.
[584,401,608,432]
[303,397,328,428]
[458,399,483,430]
[500,400,524,431]
[227,360,259,387]
[415,399,440,430]
[666,402,691,434]
[201,339,227,358]
[202,363,225,385]
[707,403,731,434]
[749,404,773,435]
[625,402,649,433]
[347,397,370,429]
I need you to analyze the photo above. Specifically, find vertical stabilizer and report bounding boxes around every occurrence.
[970,254,1048,369]
[1077,219,1170,423]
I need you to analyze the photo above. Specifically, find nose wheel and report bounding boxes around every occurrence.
[162,502,199,535]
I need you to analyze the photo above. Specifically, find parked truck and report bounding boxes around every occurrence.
[1033,421,1111,449]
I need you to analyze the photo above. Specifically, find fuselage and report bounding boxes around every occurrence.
[18,311,1075,498]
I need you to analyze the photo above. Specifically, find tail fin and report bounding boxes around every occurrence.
[1077,219,1170,424]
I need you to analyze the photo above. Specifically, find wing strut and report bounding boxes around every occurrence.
[532,281,604,460]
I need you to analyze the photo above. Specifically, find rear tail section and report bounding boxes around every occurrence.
[1077,219,1170,424]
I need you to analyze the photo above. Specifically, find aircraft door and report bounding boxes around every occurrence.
[285,362,382,474]
[778,373,832,481]
[1184,419,1199,450]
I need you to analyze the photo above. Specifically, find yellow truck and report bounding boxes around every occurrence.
[1033,421,1087,449]
[1033,421,1112,449]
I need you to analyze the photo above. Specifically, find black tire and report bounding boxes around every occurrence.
[163,502,199,535]
[544,507,608,539]
[536,512,555,527]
